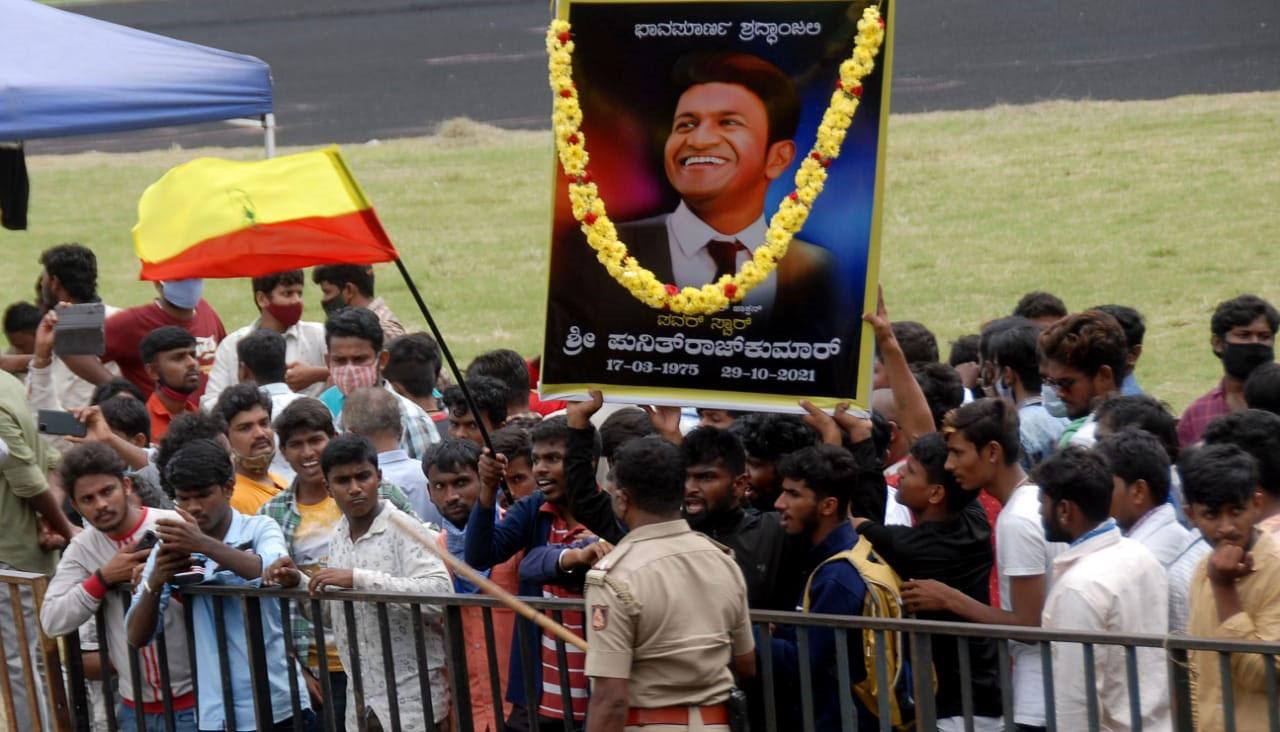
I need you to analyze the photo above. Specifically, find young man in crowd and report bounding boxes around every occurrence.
[268,434,450,732]
[1036,447,1170,730]
[259,398,418,724]
[854,432,1003,731]
[29,243,120,408]
[468,349,542,424]
[728,412,817,513]
[598,408,655,464]
[695,407,741,429]
[490,424,536,503]
[1094,304,1147,396]
[66,278,224,399]
[232,328,303,482]
[383,333,448,428]
[342,385,443,526]
[126,438,313,731]
[1178,294,1278,447]
[40,443,196,730]
[423,438,519,731]
[213,383,286,515]
[201,270,328,411]
[324,307,439,458]
[1012,290,1068,328]
[139,326,201,442]
[1039,309,1129,447]
[900,398,1065,731]
[1178,443,1280,732]
[441,375,509,446]
[948,333,982,397]
[1201,409,1280,536]
[1243,361,1280,415]
[2,301,38,378]
[312,264,405,339]
[467,416,599,731]
[984,317,1068,466]
[1096,429,1190,566]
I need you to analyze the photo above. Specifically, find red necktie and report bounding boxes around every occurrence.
[706,239,746,281]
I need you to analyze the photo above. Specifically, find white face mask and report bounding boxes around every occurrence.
[1042,383,1069,418]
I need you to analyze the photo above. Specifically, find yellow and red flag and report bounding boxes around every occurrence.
[132,146,398,280]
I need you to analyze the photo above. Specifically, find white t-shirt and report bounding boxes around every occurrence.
[996,482,1067,726]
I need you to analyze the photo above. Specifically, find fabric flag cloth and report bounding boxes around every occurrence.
[132,146,398,280]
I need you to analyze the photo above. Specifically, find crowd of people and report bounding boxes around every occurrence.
[0,242,1276,732]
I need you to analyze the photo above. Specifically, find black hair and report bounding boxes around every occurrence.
[212,382,273,427]
[320,433,380,478]
[441,375,509,428]
[1013,291,1067,321]
[312,265,376,298]
[531,415,602,460]
[1201,409,1280,499]
[273,397,337,446]
[1034,446,1113,523]
[1038,310,1128,381]
[251,270,304,299]
[164,439,234,497]
[236,329,287,385]
[943,397,1021,464]
[1094,395,1179,462]
[909,432,973,512]
[671,52,800,145]
[681,426,747,477]
[1245,362,1280,417]
[979,316,1034,363]
[1094,428,1171,505]
[988,321,1044,392]
[100,394,151,444]
[466,350,530,408]
[778,445,868,519]
[599,408,657,461]
[728,412,816,463]
[324,306,383,353]
[2,302,40,334]
[911,362,965,430]
[1093,304,1146,349]
[138,325,195,365]
[154,412,228,482]
[90,378,146,406]
[1178,443,1260,511]
[423,437,481,475]
[1210,294,1279,338]
[612,436,685,515]
[948,334,980,367]
[892,321,939,364]
[40,243,99,303]
[869,410,891,467]
[489,425,532,465]
[383,333,442,398]
[59,442,127,499]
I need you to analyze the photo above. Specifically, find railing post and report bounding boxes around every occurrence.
[29,576,70,731]
[909,630,935,731]
[60,628,90,732]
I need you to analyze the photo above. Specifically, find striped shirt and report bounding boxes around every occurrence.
[538,503,592,721]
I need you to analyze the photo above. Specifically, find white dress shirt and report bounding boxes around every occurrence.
[200,319,327,412]
[1124,502,1190,567]
[665,202,777,312]
[377,448,443,528]
[1042,522,1171,732]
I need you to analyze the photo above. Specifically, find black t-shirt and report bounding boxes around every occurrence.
[857,501,1003,719]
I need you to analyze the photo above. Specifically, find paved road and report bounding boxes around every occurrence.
[27,0,1280,154]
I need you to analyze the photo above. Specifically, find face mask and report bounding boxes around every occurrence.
[161,279,204,309]
[156,381,196,403]
[265,302,303,328]
[1041,383,1069,418]
[331,363,379,396]
[1219,342,1274,380]
[321,296,346,317]
[233,447,275,473]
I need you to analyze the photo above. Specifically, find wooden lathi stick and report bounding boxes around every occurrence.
[387,511,590,652]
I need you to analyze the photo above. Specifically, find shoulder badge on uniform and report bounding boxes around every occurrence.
[591,605,609,631]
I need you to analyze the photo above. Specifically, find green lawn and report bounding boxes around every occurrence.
[5,94,1278,411]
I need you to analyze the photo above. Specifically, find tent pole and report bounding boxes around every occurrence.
[263,113,276,158]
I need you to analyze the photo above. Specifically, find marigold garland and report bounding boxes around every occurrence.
[547,7,886,315]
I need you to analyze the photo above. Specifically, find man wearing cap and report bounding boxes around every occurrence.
[583,436,754,732]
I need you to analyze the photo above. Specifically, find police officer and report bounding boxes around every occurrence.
[582,436,755,732]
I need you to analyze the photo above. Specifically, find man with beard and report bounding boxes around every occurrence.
[41,443,197,730]
[1038,310,1128,449]
[139,326,201,442]
[213,382,286,515]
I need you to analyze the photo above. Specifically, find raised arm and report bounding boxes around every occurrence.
[864,287,935,443]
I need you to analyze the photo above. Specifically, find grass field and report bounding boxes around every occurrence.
[5,93,1278,412]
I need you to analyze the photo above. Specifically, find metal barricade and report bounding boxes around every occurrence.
[0,570,70,732]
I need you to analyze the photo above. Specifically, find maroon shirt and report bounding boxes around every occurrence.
[1177,379,1229,448]
[103,299,225,398]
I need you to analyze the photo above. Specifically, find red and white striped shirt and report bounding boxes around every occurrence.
[538,503,592,721]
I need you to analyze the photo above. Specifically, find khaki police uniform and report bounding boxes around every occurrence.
[584,519,753,731]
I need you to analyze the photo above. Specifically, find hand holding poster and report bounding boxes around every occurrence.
[540,0,894,411]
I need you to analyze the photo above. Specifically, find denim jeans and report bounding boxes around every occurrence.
[116,703,198,732]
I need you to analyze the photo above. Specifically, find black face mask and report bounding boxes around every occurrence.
[1219,341,1275,380]
[321,295,345,317]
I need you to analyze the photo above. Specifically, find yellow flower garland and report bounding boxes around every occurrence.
[547,7,885,316]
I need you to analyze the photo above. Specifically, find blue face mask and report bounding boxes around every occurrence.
[1041,383,1068,418]
[161,279,204,309]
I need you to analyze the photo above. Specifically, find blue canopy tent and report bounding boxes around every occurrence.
[0,0,275,151]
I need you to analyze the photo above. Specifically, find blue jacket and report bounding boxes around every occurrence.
[770,522,876,730]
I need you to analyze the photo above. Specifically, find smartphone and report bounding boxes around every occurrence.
[37,409,87,438]
[53,302,105,357]
[132,530,159,552]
